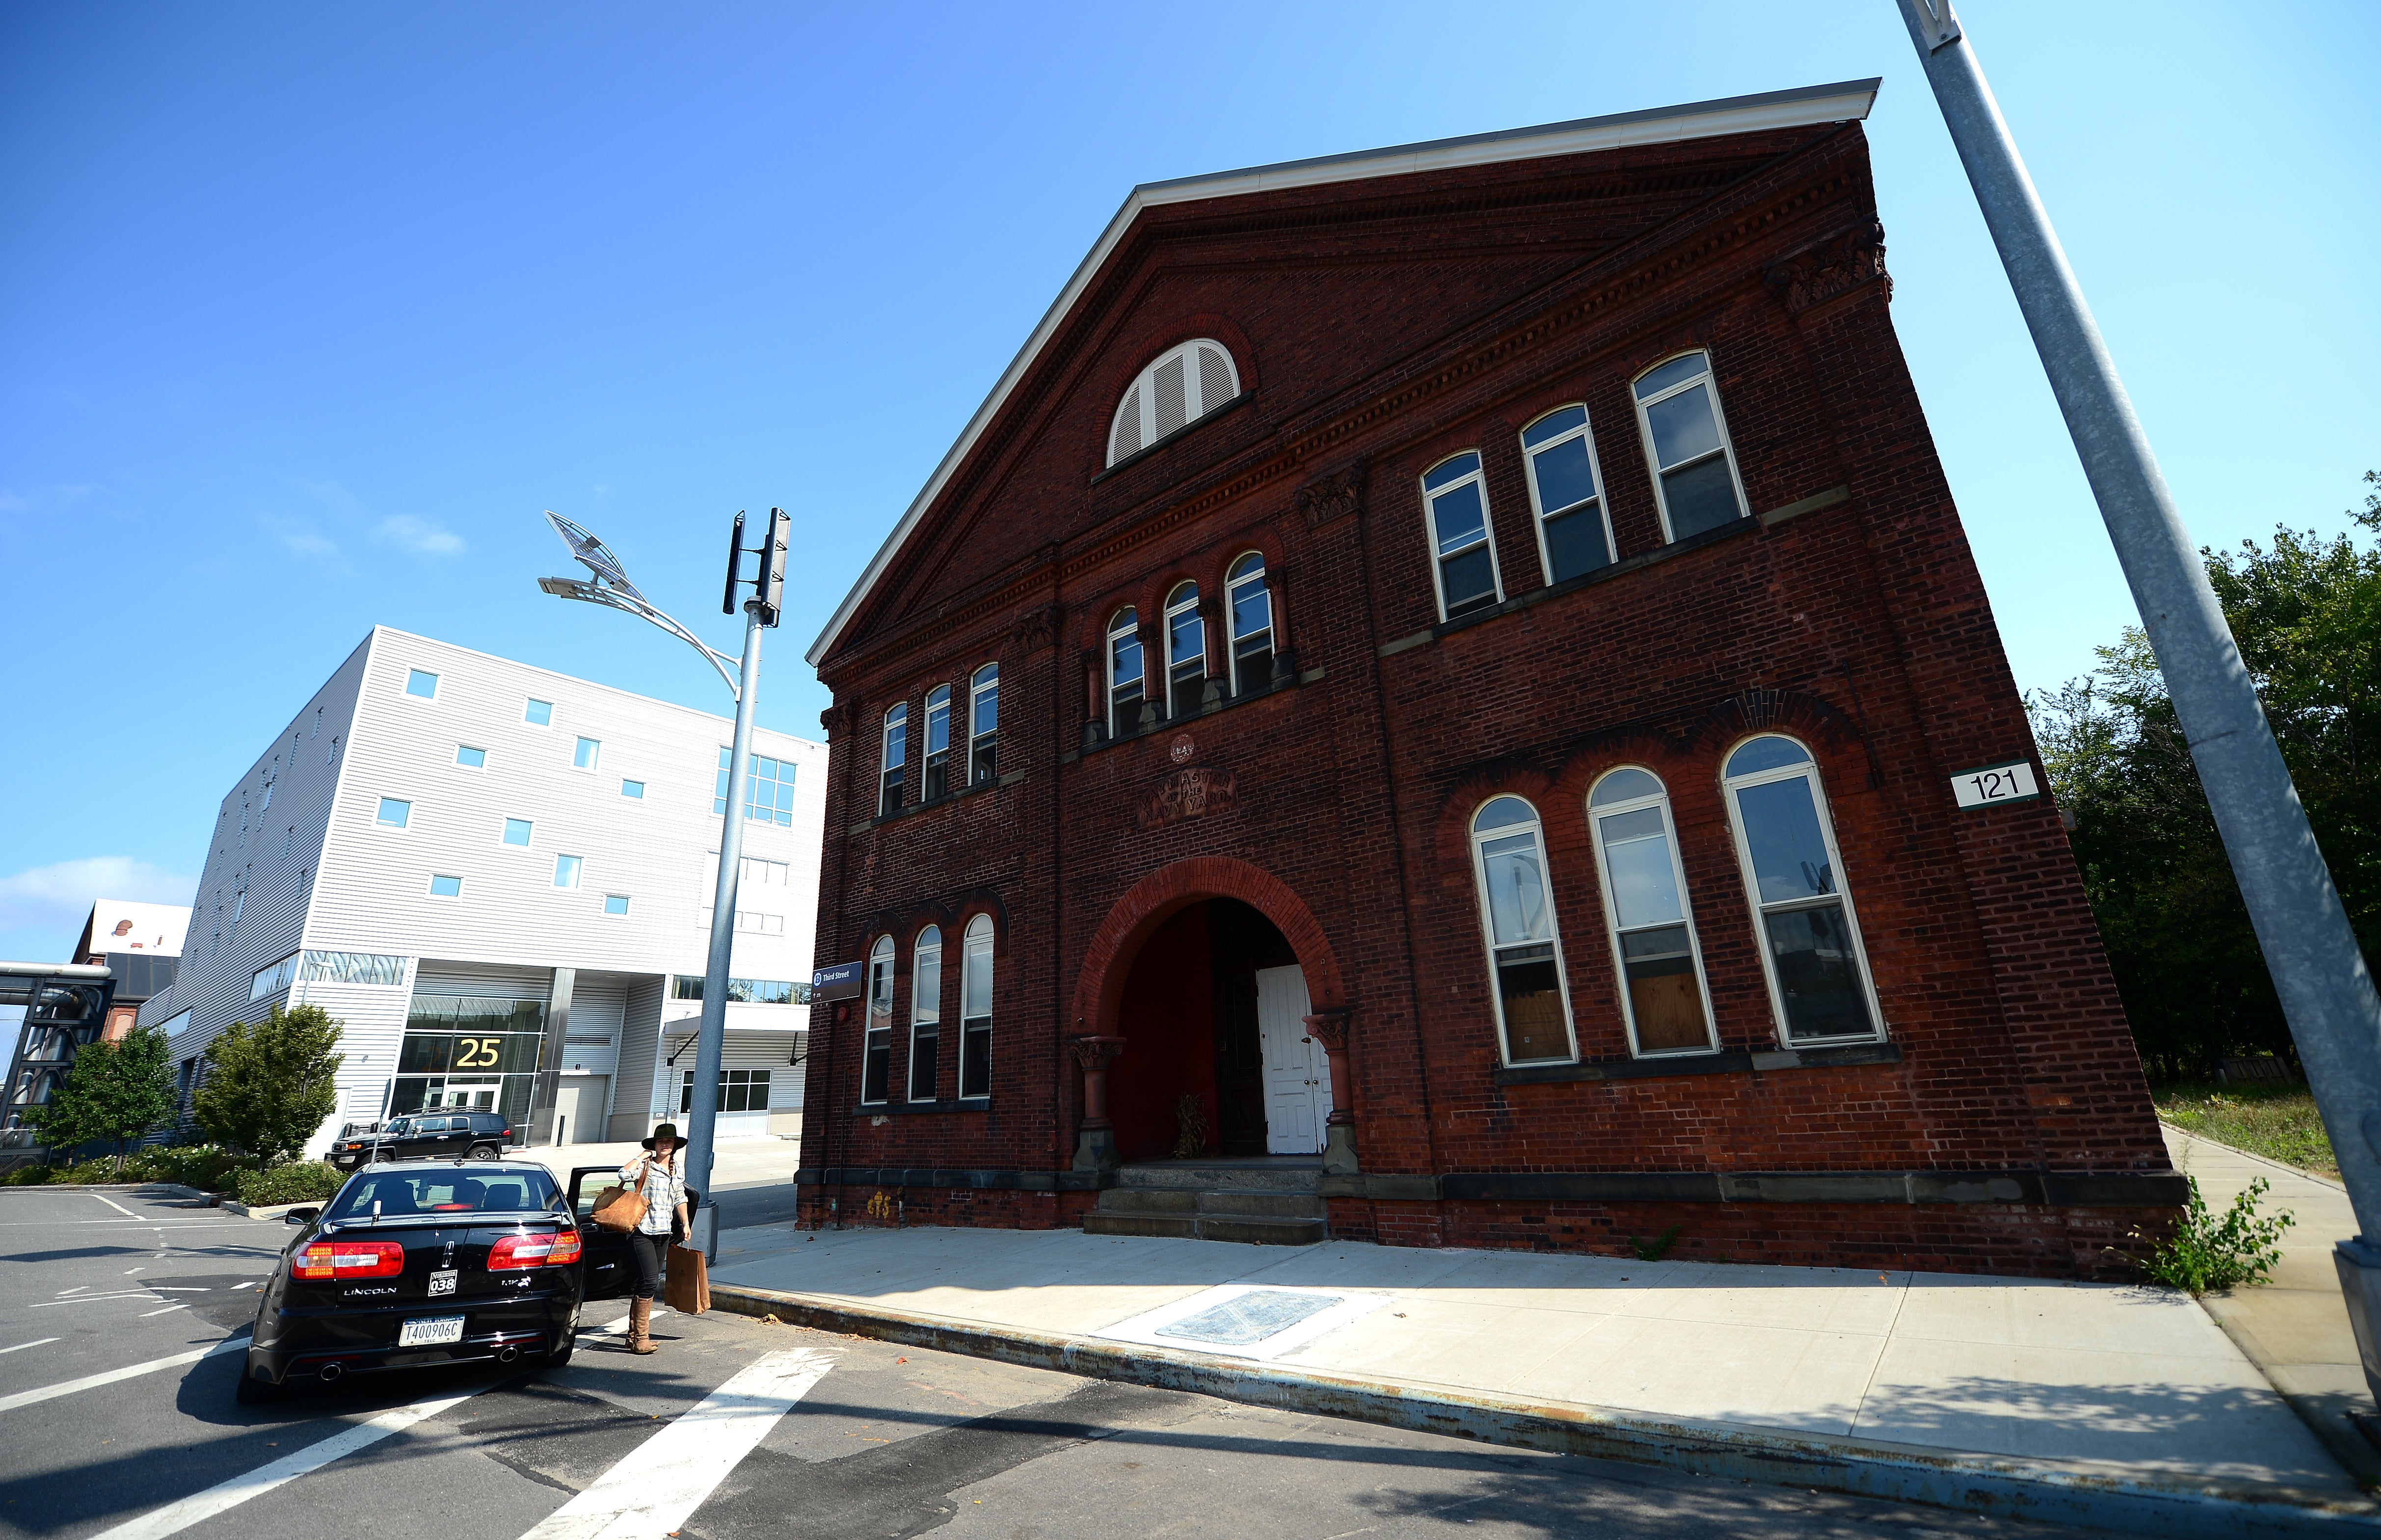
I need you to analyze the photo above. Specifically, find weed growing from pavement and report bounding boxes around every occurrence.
[2130,1175,2294,1295]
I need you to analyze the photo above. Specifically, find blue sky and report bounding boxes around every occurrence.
[1,1,2374,964]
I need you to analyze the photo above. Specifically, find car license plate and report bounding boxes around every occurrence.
[398,1315,465,1347]
[428,1269,457,1297]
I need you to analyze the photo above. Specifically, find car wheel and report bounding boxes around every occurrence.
[466,1143,498,1160]
[234,1366,287,1405]
[542,1337,575,1374]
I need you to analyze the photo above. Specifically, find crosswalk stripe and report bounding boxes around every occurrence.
[88,1391,477,1540]
[0,1337,245,1414]
[516,1346,835,1540]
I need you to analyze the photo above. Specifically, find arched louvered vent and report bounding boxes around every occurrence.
[1107,339,1239,467]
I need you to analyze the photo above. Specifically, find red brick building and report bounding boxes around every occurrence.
[796,80,2181,1276]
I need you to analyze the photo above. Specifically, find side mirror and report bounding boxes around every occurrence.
[284,1206,321,1225]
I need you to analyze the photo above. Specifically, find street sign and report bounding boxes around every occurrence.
[1950,759,2041,810]
[812,960,865,1003]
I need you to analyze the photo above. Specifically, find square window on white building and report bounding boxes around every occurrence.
[429,874,463,898]
[574,737,600,771]
[503,818,533,847]
[405,669,438,699]
[621,779,644,799]
[603,894,629,916]
[524,698,553,726]
[456,745,487,769]
[554,854,583,889]
[376,797,412,828]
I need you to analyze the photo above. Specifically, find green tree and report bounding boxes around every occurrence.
[2032,473,2381,1079]
[27,1024,179,1171]
[193,1003,344,1169]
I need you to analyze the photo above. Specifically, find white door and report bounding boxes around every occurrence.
[554,1076,607,1145]
[1255,965,1331,1155]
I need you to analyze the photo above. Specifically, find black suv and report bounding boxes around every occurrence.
[330,1111,514,1170]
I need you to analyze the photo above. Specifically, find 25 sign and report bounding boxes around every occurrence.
[1951,760,2042,810]
[454,1036,506,1069]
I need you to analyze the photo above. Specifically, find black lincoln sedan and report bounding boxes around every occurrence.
[237,1160,609,1402]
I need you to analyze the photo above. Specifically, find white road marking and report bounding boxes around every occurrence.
[0,1338,58,1355]
[58,1286,90,1296]
[139,1305,190,1318]
[514,1345,836,1540]
[94,1195,137,1217]
[0,1337,245,1414]
[86,1390,475,1540]
[32,1292,158,1307]
[148,1287,211,1292]
[124,1267,145,1275]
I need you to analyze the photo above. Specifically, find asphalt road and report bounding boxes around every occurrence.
[0,1184,2103,1540]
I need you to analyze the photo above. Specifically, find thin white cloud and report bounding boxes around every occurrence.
[261,514,338,557]
[378,514,466,555]
[0,857,195,952]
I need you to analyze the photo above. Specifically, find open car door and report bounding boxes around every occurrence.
[567,1165,634,1301]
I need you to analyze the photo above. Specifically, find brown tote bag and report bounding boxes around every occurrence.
[589,1161,651,1234]
[665,1244,710,1314]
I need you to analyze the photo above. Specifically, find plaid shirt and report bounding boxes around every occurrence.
[619,1153,684,1236]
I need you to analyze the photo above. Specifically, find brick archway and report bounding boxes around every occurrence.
[1070,857,1344,1034]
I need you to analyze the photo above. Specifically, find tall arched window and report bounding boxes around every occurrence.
[1107,609,1144,738]
[1521,405,1614,583]
[861,935,896,1104]
[1164,582,1206,719]
[1469,796,1576,1065]
[878,703,908,818]
[1226,553,1273,694]
[959,913,995,1098]
[908,925,941,1102]
[1721,735,1881,1044]
[1422,451,1502,621]
[1633,350,1749,541]
[1107,340,1240,466]
[922,685,952,801]
[969,664,999,784]
[1588,768,1715,1056]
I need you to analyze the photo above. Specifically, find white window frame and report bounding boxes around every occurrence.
[908,925,942,1103]
[861,936,895,1105]
[958,912,994,1099]
[375,796,412,830]
[1107,608,1144,737]
[501,816,534,849]
[879,702,908,816]
[1225,552,1273,695]
[1163,581,1205,719]
[1106,339,1241,466]
[428,874,463,899]
[573,736,601,772]
[553,854,583,890]
[1420,451,1505,622]
[1719,734,1886,1047]
[404,668,438,700]
[455,744,487,771]
[922,685,953,801]
[603,893,630,917]
[1520,404,1617,585]
[523,697,554,727]
[1466,797,1578,1067]
[620,778,644,799]
[1585,768,1719,1059]
[968,664,998,785]
[1631,350,1751,543]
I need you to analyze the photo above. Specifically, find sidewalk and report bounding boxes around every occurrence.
[709,1211,2373,1533]
[2164,1122,2375,1480]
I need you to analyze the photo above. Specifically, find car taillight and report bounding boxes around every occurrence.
[293,1240,405,1279]
[488,1229,581,1270]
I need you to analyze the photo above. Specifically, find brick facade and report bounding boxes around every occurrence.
[797,91,2178,1276]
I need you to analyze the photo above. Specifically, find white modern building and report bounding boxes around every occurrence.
[138,627,825,1155]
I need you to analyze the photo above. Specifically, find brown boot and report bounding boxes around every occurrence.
[629,1296,656,1354]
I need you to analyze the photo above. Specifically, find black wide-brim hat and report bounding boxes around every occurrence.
[642,1122,680,1149]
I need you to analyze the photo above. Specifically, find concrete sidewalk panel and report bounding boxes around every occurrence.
[1503,1312,1884,1436]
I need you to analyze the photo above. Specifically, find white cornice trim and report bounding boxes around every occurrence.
[806,78,1881,667]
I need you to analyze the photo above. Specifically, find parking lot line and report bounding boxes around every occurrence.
[88,1389,477,1540]
[94,1195,137,1217]
[0,1337,246,1414]
[0,1338,58,1355]
[515,1345,835,1540]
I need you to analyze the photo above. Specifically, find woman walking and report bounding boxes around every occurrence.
[619,1121,690,1354]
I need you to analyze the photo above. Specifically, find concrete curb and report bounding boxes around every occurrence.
[220,1198,315,1220]
[709,1280,2381,1537]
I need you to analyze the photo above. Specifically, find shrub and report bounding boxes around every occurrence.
[236,1161,345,1208]
[2136,1175,2295,1295]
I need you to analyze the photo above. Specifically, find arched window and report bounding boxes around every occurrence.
[878,703,908,818]
[861,936,896,1104]
[1521,405,1614,583]
[1721,735,1881,1044]
[1107,609,1145,738]
[1107,339,1240,466]
[1164,581,1206,719]
[1422,452,1502,621]
[1633,351,1749,541]
[959,913,995,1098]
[1588,768,1716,1056]
[1226,553,1273,694]
[909,926,941,1102]
[922,686,952,802]
[1469,796,1576,1065]
[969,664,999,784]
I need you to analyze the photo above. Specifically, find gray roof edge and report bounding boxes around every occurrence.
[805,78,1880,668]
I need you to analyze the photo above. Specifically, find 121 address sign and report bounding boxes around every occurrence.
[1951,760,2041,810]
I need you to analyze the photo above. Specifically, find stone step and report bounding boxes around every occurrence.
[1081,1210,1326,1246]
[1092,1187,1323,1221]
[1113,1161,1323,1194]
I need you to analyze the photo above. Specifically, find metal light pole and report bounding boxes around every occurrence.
[1895,0,2381,1394]
[540,508,789,1262]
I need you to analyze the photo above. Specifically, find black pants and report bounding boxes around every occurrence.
[628,1231,669,1301]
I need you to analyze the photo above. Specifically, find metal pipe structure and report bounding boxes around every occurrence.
[1894,0,2381,1394]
